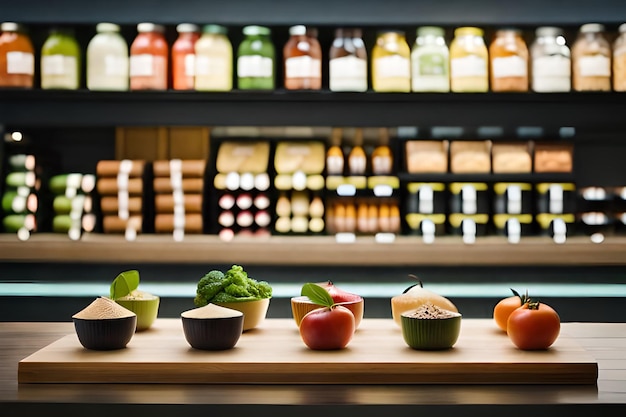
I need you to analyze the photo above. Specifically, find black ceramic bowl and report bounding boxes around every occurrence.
[73,315,137,350]
[181,315,244,350]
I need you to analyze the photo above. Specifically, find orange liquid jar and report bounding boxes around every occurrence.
[283,25,322,90]
[130,23,169,90]
[489,28,529,92]
[0,22,34,88]
[172,23,200,90]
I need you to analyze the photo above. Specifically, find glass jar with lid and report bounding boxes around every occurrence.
[41,27,81,90]
[613,23,626,91]
[172,23,200,91]
[371,30,411,92]
[571,23,611,91]
[194,24,232,91]
[130,23,168,91]
[450,27,489,92]
[530,26,571,92]
[489,28,528,92]
[411,26,449,92]
[86,23,129,91]
[237,25,275,90]
[283,25,322,90]
[0,22,34,88]
[329,28,368,92]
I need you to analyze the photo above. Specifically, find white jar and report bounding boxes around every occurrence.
[87,23,129,91]
[530,26,571,92]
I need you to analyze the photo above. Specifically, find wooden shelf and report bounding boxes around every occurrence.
[0,233,625,266]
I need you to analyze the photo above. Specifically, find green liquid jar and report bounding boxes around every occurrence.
[237,25,275,90]
[41,28,81,90]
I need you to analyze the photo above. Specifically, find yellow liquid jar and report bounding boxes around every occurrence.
[450,27,489,92]
[372,31,411,92]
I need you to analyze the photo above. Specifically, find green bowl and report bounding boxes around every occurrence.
[115,294,160,331]
[401,312,462,350]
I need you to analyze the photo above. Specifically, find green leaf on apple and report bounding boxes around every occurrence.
[301,282,335,308]
[110,270,140,300]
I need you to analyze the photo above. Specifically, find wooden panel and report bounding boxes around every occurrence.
[115,127,168,161]
[168,127,210,160]
[18,319,597,385]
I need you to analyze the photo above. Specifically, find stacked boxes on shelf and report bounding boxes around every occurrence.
[153,159,206,240]
[1,154,39,240]
[48,173,97,240]
[273,141,326,235]
[213,141,271,240]
[96,160,147,241]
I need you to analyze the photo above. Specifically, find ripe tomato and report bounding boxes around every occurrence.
[506,302,561,350]
[299,305,355,350]
[493,289,530,332]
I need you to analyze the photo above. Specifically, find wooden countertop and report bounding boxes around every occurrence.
[1,321,626,416]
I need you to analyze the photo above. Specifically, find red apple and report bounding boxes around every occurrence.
[299,305,355,350]
[298,283,356,350]
[314,281,364,328]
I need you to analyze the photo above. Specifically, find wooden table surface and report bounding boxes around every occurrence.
[1,321,626,416]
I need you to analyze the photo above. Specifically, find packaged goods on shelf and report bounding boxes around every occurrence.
[152,159,206,239]
[86,22,129,91]
[96,159,147,240]
[1,154,41,240]
[450,141,492,174]
[40,28,81,90]
[283,25,322,90]
[491,142,532,173]
[0,22,35,88]
[329,28,368,92]
[48,173,96,240]
[192,24,232,92]
[411,26,450,93]
[372,30,411,92]
[237,25,275,90]
[172,23,200,91]
[450,27,489,93]
[530,26,571,92]
[533,143,573,173]
[572,23,612,92]
[405,141,449,173]
[489,28,529,92]
[130,23,168,91]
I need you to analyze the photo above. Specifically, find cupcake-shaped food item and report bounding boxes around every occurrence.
[194,265,272,331]
[72,297,137,350]
[391,275,458,327]
[109,270,160,331]
[181,303,244,350]
[401,302,462,350]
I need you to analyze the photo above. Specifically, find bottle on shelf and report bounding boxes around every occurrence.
[40,27,81,90]
[530,26,571,92]
[450,26,489,92]
[236,25,275,90]
[193,24,232,91]
[172,23,200,91]
[489,28,529,92]
[613,23,626,92]
[86,23,129,91]
[571,23,611,92]
[129,23,168,91]
[329,28,368,92]
[0,22,34,88]
[283,25,322,90]
[411,26,450,92]
[371,30,411,92]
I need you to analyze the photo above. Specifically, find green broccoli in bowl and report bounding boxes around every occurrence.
[194,265,272,307]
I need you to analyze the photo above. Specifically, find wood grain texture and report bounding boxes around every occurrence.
[18,319,597,385]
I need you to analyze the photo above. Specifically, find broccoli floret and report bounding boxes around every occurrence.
[194,265,272,305]
[194,270,226,307]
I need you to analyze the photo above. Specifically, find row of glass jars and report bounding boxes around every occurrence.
[1,22,626,92]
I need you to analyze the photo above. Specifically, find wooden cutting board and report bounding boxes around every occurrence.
[18,318,598,385]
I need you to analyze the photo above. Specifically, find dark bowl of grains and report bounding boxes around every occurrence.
[400,302,462,350]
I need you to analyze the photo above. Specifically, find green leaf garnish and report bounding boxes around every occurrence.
[110,270,140,300]
[301,283,334,308]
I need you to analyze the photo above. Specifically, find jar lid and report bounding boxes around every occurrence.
[96,23,120,33]
[495,27,521,35]
[243,25,271,36]
[580,23,605,33]
[289,25,307,36]
[137,23,164,33]
[455,26,483,37]
[177,23,200,33]
[1,22,21,32]
[202,24,227,34]
[535,26,563,37]
[417,26,445,37]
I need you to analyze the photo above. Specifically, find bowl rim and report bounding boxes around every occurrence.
[72,315,137,322]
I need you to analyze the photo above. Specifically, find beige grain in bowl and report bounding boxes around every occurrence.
[401,302,462,350]
[72,297,137,350]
